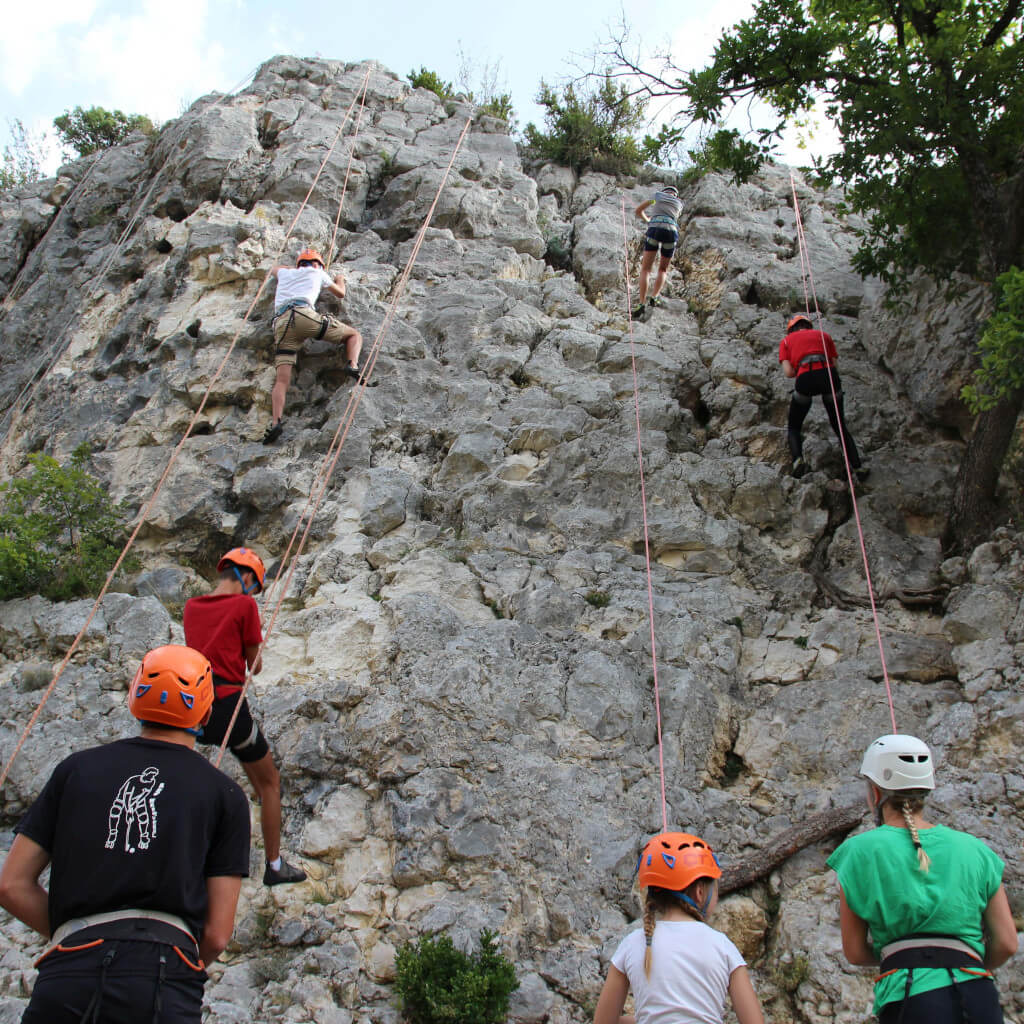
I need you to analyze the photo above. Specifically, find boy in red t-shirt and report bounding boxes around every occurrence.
[183,548,306,886]
[779,314,868,480]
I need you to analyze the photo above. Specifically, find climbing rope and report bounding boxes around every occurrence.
[788,171,897,733]
[620,195,669,833]
[217,117,475,766]
[0,70,372,793]
[0,63,262,449]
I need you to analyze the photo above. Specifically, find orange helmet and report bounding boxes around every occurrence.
[637,831,722,892]
[787,313,813,332]
[129,645,213,730]
[218,547,265,593]
[296,248,325,267]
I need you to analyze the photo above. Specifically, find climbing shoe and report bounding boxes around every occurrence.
[264,857,307,886]
[262,421,283,445]
[344,363,363,382]
[791,457,807,479]
[854,465,871,483]
[647,296,662,309]
[631,304,646,321]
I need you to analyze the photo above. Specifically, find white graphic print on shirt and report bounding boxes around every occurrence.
[105,767,164,853]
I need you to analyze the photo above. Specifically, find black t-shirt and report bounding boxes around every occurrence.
[16,736,250,940]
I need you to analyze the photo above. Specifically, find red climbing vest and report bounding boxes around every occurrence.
[779,328,838,375]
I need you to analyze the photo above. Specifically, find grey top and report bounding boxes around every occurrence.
[648,190,684,224]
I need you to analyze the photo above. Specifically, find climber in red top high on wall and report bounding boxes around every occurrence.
[262,248,364,444]
[779,314,869,481]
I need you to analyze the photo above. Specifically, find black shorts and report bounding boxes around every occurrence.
[23,939,206,1023]
[196,691,270,763]
[643,224,678,258]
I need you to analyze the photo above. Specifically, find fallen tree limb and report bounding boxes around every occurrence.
[720,802,865,896]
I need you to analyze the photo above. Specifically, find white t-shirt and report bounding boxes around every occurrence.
[611,920,745,1024]
[274,267,333,311]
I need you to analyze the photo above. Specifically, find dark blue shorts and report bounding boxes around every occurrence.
[643,224,678,257]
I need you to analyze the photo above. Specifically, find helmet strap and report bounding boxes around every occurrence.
[672,890,707,920]
[232,566,258,595]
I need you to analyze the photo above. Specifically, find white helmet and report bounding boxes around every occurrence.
[860,734,935,791]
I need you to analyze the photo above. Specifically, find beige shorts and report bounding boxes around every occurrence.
[272,305,355,369]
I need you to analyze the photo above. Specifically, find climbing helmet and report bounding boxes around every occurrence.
[296,248,325,268]
[218,547,266,592]
[860,734,935,791]
[129,645,214,730]
[636,831,721,892]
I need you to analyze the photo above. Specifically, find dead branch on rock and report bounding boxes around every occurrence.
[720,802,864,896]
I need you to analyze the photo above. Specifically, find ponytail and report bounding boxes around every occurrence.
[898,798,932,872]
[642,891,657,978]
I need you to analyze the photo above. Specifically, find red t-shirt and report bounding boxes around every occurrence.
[779,328,837,374]
[183,593,262,692]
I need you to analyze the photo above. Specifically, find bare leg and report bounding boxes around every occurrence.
[637,250,656,304]
[242,753,282,862]
[651,254,672,298]
[345,329,363,369]
[271,364,292,424]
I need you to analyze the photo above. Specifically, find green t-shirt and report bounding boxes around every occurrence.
[827,824,1003,1012]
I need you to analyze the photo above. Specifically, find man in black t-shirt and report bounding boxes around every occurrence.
[0,645,251,1023]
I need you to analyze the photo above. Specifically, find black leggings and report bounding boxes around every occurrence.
[787,366,862,469]
[878,977,1003,1024]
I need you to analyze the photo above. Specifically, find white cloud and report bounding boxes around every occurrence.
[69,0,228,122]
[0,0,98,94]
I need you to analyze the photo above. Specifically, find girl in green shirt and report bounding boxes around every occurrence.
[828,734,1017,1022]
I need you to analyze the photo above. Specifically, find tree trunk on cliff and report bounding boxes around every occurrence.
[946,390,1024,553]
[719,803,864,896]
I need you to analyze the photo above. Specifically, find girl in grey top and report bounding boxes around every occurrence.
[633,185,683,319]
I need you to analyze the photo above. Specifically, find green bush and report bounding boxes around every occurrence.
[408,68,453,102]
[394,929,518,1024]
[0,444,135,601]
[524,75,660,175]
[54,105,155,158]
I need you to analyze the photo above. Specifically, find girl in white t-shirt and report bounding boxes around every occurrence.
[594,831,764,1024]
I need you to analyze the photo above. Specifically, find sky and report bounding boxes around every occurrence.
[0,0,831,174]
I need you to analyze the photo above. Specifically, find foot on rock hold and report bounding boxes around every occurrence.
[264,857,307,886]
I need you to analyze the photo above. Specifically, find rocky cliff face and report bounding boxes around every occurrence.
[1,56,1021,1024]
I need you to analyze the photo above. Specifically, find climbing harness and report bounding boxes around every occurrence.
[621,195,669,832]
[0,69,373,793]
[789,170,897,733]
[216,116,475,767]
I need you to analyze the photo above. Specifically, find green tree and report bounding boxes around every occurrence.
[962,267,1024,413]
[524,75,661,175]
[54,105,155,158]
[0,119,44,192]
[394,929,518,1024]
[604,1,1024,550]
[408,67,454,102]
[0,444,134,601]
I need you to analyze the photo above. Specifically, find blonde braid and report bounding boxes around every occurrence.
[900,800,931,873]
[643,891,657,979]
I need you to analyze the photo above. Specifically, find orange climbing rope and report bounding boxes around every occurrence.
[620,195,669,833]
[788,170,897,733]
[216,116,475,766]
[0,69,372,793]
